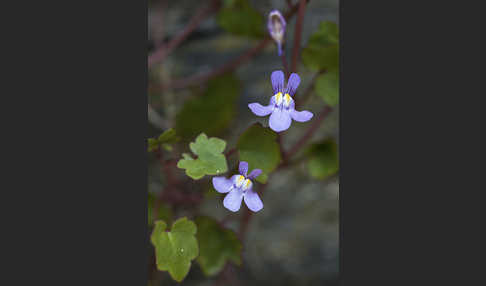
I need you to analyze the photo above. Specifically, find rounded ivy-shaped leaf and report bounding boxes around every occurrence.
[158,128,178,143]
[306,139,339,180]
[195,216,242,276]
[150,218,199,282]
[302,21,339,71]
[236,123,281,183]
[177,133,228,180]
[315,70,339,107]
[147,128,179,152]
[148,138,159,152]
[217,0,264,38]
[176,74,240,142]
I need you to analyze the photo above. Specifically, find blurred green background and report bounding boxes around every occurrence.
[148,0,339,285]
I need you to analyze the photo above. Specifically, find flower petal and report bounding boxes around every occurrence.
[248,103,273,117]
[212,177,233,193]
[268,10,286,32]
[244,189,263,212]
[271,70,285,94]
[269,96,277,106]
[268,10,286,48]
[247,169,262,179]
[290,109,313,122]
[286,73,301,96]
[223,189,244,212]
[269,108,292,132]
[239,161,248,176]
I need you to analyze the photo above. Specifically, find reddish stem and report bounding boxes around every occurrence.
[286,106,332,159]
[277,133,287,162]
[238,209,252,239]
[239,106,330,239]
[158,2,302,91]
[148,0,220,68]
[238,183,269,239]
[225,148,237,158]
[290,0,307,73]
[160,38,271,90]
[151,0,168,49]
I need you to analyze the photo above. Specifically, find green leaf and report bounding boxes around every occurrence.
[147,128,179,152]
[196,216,242,276]
[148,138,159,152]
[302,21,339,71]
[217,0,264,38]
[158,128,178,144]
[236,123,281,183]
[177,133,228,180]
[148,193,173,226]
[315,70,339,107]
[176,74,240,141]
[306,139,339,180]
[161,143,173,151]
[150,218,199,282]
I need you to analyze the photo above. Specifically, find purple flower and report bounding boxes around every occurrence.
[268,10,286,56]
[212,161,263,212]
[248,70,313,132]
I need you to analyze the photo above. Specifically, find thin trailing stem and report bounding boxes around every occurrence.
[239,106,331,239]
[150,0,332,283]
[281,54,290,79]
[148,0,220,68]
[159,38,271,91]
[158,1,302,91]
[225,148,237,158]
[290,0,307,73]
[277,133,287,162]
[151,0,168,48]
[238,183,268,239]
[286,106,332,159]
[153,149,175,217]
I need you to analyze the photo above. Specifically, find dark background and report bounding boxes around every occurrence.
[4,0,478,285]
[148,0,339,285]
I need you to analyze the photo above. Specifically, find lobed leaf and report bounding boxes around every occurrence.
[176,74,240,141]
[302,21,339,71]
[158,128,178,143]
[147,128,179,152]
[177,133,228,180]
[150,218,199,282]
[306,139,339,180]
[315,70,339,107]
[196,216,242,276]
[216,0,264,38]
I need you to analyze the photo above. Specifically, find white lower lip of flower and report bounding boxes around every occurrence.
[234,175,245,188]
[233,175,252,191]
[283,93,292,107]
[274,93,293,109]
[242,179,252,191]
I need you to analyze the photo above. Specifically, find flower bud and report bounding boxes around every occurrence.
[267,10,286,56]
